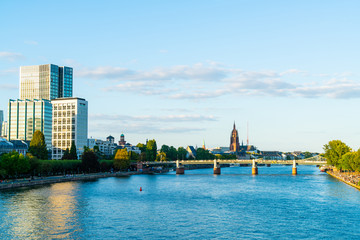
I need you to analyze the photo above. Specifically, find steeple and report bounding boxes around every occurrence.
[233,121,236,129]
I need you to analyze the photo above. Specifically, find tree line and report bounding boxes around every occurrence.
[0,130,236,179]
[323,140,360,172]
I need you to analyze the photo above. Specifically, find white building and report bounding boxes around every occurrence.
[87,136,117,156]
[51,97,88,159]
[7,99,52,148]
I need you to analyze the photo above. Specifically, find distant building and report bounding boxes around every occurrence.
[87,136,117,156]
[261,151,282,160]
[118,134,126,145]
[0,138,29,155]
[51,97,88,159]
[107,135,115,144]
[186,146,196,158]
[1,121,8,138]
[7,99,52,148]
[20,64,73,100]
[115,144,141,155]
[230,122,240,152]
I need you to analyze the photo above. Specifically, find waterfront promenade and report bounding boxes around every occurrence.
[0,172,137,190]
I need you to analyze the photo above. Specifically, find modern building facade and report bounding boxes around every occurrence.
[20,64,73,100]
[7,99,52,148]
[1,121,8,138]
[51,97,88,159]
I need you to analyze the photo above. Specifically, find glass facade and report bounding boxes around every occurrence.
[20,64,73,100]
[7,99,52,149]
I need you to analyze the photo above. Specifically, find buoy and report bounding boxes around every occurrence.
[140,187,142,192]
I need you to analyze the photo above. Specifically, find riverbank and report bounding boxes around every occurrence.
[0,172,139,190]
[326,169,360,191]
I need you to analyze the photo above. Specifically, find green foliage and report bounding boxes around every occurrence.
[177,147,187,160]
[196,148,215,160]
[128,151,139,162]
[62,148,71,160]
[136,143,146,152]
[146,140,157,161]
[0,151,30,177]
[160,145,177,161]
[215,154,237,160]
[81,149,100,172]
[99,160,114,171]
[37,160,82,175]
[156,152,166,162]
[29,130,48,160]
[114,148,130,170]
[323,140,351,168]
[69,141,78,160]
[304,151,312,159]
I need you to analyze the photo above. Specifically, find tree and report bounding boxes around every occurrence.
[114,148,130,170]
[156,152,166,162]
[323,140,351,168]
[146,139,157,162]
[69,141,78,160]
[177,147,187,160]
[304,151,312,159]
[196,148,215,160]
[62,148,70,160]
[81,149,99,172]
[168,146,178,161]
[0,151,30,177]
[28,130,48,160]
[136,143,146,152]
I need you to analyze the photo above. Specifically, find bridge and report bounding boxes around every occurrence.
[138,155,327,175]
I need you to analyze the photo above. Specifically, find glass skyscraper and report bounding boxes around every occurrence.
[7,99,52,149]
[20,64,73,100]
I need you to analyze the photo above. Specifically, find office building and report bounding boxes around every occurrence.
[1,121,8,138]
[51,97,88,159]
[7,99,52,148]
[20,64,73,100]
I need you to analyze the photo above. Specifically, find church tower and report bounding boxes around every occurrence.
[230,122,240,152]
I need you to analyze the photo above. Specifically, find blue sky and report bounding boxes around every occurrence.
[1,0,360,152]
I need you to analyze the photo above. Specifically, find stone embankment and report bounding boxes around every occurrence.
[326,169,360,190]
[0,172,138,190]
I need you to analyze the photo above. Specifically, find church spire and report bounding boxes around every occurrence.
[233,121,236,129]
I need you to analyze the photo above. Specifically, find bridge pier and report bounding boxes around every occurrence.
[292,160,297,175]
[176,160,185,174]
[252,159,258,175]
[213,159,221,175]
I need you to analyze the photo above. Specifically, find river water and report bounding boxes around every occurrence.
[0,165,360,239]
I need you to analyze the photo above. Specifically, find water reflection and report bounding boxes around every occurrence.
[1,182,79,239]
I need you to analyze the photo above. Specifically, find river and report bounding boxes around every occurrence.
[1,165,360,239]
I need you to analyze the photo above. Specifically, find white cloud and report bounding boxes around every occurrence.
[77,62,360,100]
[0,52,25,61]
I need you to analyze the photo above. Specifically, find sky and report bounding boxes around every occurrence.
[1,0,360,152]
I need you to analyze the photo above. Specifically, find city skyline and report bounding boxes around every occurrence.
[1,1,360,152]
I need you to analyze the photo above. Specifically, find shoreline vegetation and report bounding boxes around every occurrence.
[0,172,139,190]
[323,140,360,191]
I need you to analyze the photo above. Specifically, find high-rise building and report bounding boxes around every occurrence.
[7,99,52,148]
[230,122,240,152]
[0,110,3,136]
[20,64,73,100]
[51,97,88,160]
[1,121,8,138]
